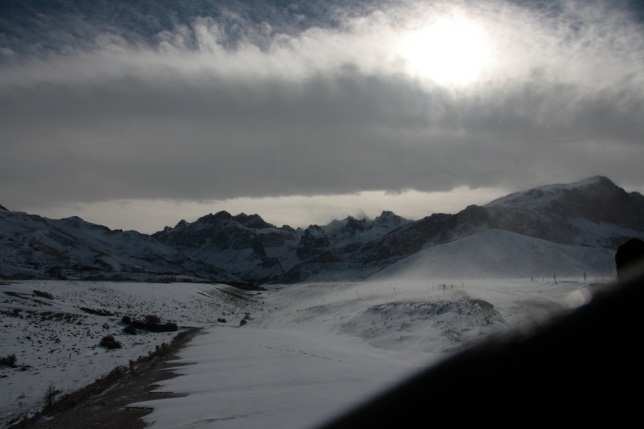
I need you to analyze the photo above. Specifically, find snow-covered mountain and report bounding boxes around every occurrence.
[0,210,237,284]
[152,211,298,284]
[152,210,409,284]
[375,229,616,279]
[1,176,642,284]
[356,176,644,274]
[485,176,644,246]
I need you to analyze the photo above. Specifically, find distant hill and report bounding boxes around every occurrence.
[1,176,642,284]
[374,229,615,279]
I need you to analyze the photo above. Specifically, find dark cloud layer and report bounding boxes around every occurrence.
[0,0,382,58]
[1,0,644,211]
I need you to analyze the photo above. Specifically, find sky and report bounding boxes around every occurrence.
[1,0,644,232]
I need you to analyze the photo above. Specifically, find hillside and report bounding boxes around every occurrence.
[1,176,642,284]
[375,229,615,279]
[0,210,237,284]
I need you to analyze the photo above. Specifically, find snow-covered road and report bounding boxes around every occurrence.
[137,327,419,429]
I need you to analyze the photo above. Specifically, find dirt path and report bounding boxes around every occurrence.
[10,328,202,429]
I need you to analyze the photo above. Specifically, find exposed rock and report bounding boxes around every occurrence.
[120,314,178,333]
[99,335,122,350]
[33,290,54,300]
[0,354,17,368]
[122,325,137,335]
[80,307,114,317]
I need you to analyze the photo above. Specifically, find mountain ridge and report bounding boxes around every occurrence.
[1,176,643,285]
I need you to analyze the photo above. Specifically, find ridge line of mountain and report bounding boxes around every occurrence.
[1,176,643,286]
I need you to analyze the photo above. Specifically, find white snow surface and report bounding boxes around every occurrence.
[0,280,255,426]
[1,277,608,428]
[486,175,609,209]
[134,276,603,429]
[375,229,616,279]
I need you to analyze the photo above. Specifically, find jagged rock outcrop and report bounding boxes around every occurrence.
[153,211,298,283]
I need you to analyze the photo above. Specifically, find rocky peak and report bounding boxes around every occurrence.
[300,225,329,245]
[197,211,233,224]
[233,213,273,229]
[345,216,368,232]
[0,204,7,211]
[60,216,93,229]
[374,210,406,226]
[297,225,331,259]
[280,224,296,233]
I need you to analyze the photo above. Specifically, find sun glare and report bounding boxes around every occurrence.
[397,14,496,87]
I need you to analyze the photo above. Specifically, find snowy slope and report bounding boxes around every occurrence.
[134,276,595,429]
[375,229,615,279]
[0,210,235,283]
[356,177,644,274]
[0,280,258,426]
[486,175,644,241]
[2,275,601,428]
[487,176,614,209]
[487,176,635,211]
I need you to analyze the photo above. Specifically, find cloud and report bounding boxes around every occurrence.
[1,0,644,213]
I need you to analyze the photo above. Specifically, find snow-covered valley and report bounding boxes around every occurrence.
[1,276,605,428]
[138,277,603,428]
[0,176,637,428]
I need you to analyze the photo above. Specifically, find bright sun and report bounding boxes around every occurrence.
[397,14,496,87]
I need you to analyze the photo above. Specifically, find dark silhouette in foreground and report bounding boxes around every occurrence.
[320,241,644,426]
[615,238,644,280]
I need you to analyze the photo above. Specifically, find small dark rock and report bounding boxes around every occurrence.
[122,325,138,335]
[144,315,161,325]
[33,290,54,300]
[99,335,122,350]
[0,354,17,368]
[121,314,177,332]
[80,307,114,317]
